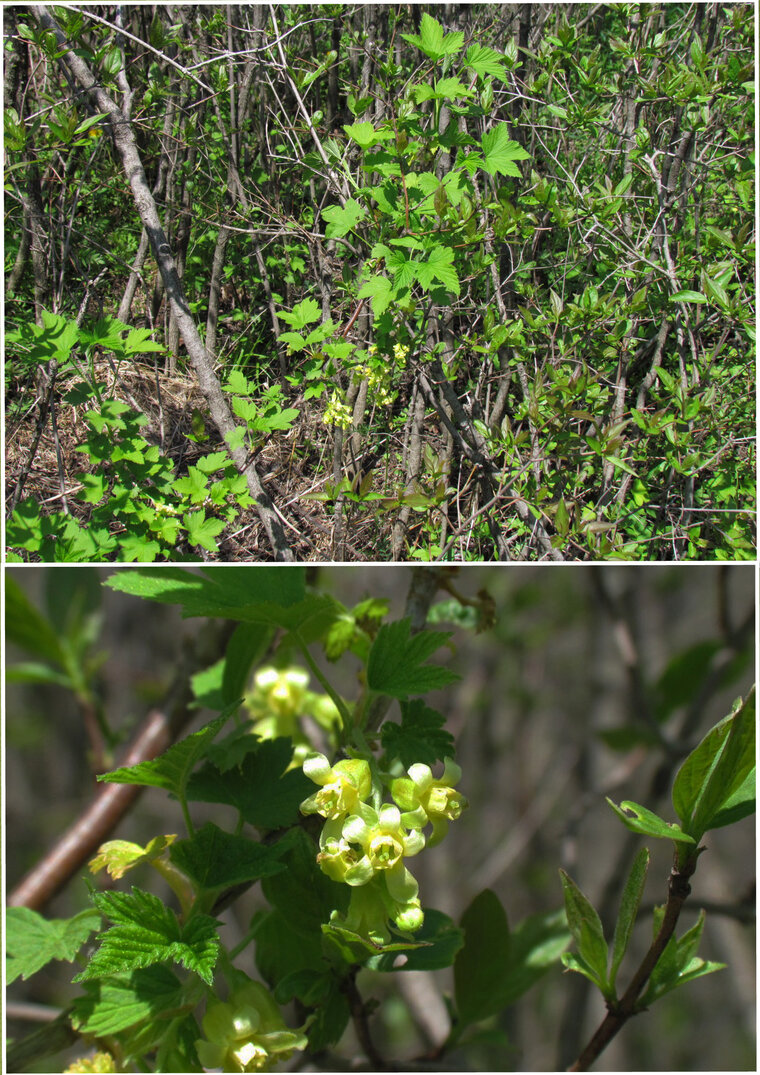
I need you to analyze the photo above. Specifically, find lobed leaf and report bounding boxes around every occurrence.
[6,907,101,984]
[367,618,459,698]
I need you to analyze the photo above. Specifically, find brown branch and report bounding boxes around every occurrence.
[342,969,387,1070]
[568,851,699,1071]
[8,619,234,911]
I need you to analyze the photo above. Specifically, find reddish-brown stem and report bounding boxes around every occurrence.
[8,710,171,911]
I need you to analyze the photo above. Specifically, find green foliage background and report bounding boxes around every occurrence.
[4,4,755,561]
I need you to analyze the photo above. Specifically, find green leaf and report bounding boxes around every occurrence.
[343,122,393,150]
[558,870,610,995]
[703,274,730,308]
[169,823,293,894]
[465,43,509,81]
[641,910,725,1005]
[74,887,220,986]
[669,290,707,303]
[277,297,322,330]
[70,965,184,1035]
[479,123,530,178]
[486,908,570,1008]
[5,575,67,668]
[381,699,455,767]
[220,622,274,707]
[261,828,348,938]
[653,640,723,722]
[184,509,226,553]
[609,847,649,991]
[98,708,236,798]
[186,737,313,829]
[672,688,755,838]
[104,568,329,632]
[6,907,101,984]
[254,908,327,989]
[415,244,460,295]
[105,566,304,613]
[401,12,464,62]
[367,618,459,698]
[367,909,464,972]
[708,767,755,830]
[358,274,393,316]
[606,798,696,844]
[454,889,511,1026]
[322,198,367,238]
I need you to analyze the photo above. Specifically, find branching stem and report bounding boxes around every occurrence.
[568,851,699,1071]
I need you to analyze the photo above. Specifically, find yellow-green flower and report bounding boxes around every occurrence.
[196,980,307,1073]
[64,1053,117,1073]
[300,753,371,820]
[391,759,467,846]
[250,667,309,722]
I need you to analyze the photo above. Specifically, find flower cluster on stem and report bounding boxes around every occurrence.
[300,751,466,945]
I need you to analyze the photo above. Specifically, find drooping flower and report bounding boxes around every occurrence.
[300,753,371,820]
[196,979,307,1073]
[332,870,424,946]
[391,758,467,846]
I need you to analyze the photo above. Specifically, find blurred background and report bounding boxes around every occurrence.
[5,565,756,1071]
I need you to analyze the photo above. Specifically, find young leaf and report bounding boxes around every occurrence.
[558,870,610,995]
[401,12,464,62]
[74,887,220,986]
[609,847,649,991]
[640,910,726,1006]
[6,907,101,984]
[98,708,235,801]
[672,688,755,838]
[380,699,455,767]
[367,618,459,698]
[220,622,275,707]
[453,889,511,1026]
[606,799,696,844]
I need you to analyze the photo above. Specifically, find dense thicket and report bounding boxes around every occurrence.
[4,4,755,561]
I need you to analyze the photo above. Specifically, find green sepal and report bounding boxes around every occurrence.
[321,921,426,966]
[606,798,696,844]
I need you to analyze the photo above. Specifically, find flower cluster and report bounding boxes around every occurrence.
[196,979,307,1073]
[322,390,353,429]
[300,753,466,945]
[244,666,340,766]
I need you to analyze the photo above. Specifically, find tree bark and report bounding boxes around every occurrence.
[31,4,295,561]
